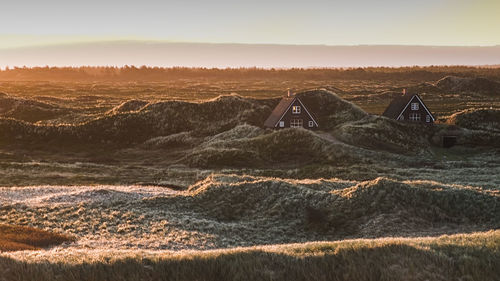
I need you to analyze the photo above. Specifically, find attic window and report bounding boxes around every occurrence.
[292,105,301,114]
[426,115,431,122]
[290,119,303,128]
[409,113,421,121]
[411,103,419,110]
[279,121,284,127]
[308,121,314,127]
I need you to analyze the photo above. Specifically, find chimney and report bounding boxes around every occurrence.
[402,89,406,95]
[287,89,291,97]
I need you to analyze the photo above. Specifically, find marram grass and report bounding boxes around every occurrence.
[1,230,499,281]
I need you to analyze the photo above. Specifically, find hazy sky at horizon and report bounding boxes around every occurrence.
[1,0,499,48]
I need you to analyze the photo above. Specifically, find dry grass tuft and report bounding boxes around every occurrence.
[0,224,74,251]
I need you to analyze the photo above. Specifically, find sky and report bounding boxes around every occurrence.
[1,0,499,48]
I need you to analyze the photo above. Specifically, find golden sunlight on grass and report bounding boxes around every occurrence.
[1,231,498,281]
[0,224,74,252]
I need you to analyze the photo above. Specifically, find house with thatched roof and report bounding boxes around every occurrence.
[382,90,435,124]
[264,92,319,129]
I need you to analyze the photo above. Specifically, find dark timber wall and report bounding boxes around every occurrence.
[278,99,317,129]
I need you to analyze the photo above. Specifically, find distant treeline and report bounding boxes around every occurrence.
[1,66,500,82]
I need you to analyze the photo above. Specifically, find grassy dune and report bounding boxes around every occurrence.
[448,108,500,133]
[1,231,498,281]
[0,224,73,251]
[1,175,498,251]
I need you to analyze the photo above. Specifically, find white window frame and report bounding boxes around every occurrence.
[411,103,419,111]
[290,119,303,128]
[292,105,301,114]
[426,115,430,123]
[308,121,314,127]
[279,121,285,127]
[409,113,421,121]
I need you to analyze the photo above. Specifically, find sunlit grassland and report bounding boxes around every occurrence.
[0,68,498,280]
[1,231,498,281]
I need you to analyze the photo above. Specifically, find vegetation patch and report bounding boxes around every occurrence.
[0,224,74,251]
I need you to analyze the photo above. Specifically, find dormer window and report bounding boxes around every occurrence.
[411,103,419,110]
[292,105,301,114]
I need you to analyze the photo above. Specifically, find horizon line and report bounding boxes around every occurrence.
[2,39,500,50]
[2,65,500,71]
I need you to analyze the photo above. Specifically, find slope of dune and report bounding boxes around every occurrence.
[333,115,436,154]
[184,124,392,168]
[448,108,500,133]
[106,99,149,114]
[0,94,68,122]
[436,76,500,94]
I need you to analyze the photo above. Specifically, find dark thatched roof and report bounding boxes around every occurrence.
[264,96,295,128]
[382,93,416,119]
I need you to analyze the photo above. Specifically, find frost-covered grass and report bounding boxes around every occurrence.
[1,174,498,252]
